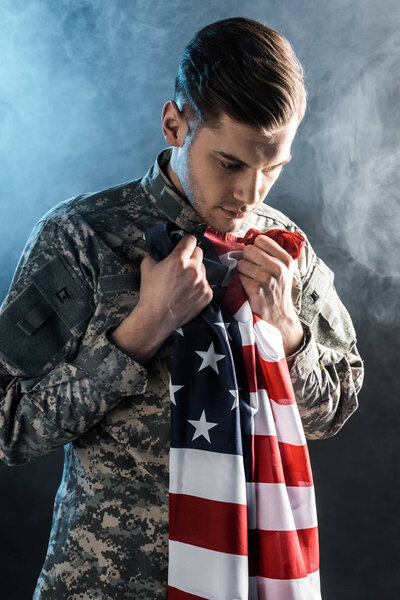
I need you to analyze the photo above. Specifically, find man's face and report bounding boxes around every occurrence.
[167,111,298,233]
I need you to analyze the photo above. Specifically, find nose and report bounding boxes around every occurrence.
[232,170,265,208]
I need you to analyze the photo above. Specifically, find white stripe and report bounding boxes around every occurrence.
[169,540,249,600]
[246,480,257,529]
[250,569,321,600]
[251,390,277,437]
[249,575,258,599]
[218,249,243,286]
[246,482,318,531]
[251,392,306,446]
[238,319,255,346]
[270,398,306,446]
[253,318,285,361]
[287,485,318,530]
[234,300,253,323]
[218,249,243,266]
[169,447,247,505]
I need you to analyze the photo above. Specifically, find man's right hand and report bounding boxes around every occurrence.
[110,234,213,364]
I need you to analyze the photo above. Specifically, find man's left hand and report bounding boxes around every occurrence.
[236,234,304,356]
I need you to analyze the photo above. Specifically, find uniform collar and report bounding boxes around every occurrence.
[139,147,206,234]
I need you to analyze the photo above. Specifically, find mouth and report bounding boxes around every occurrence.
[220,207,250,219]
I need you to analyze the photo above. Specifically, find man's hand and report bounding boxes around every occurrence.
[110,234,213,364]
[236,234,304,356]
[137,233,213,332]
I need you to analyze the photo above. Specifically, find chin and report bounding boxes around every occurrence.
[204,219,234,233]
[201,209,244,234]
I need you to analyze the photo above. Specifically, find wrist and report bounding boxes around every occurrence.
[279,315,305,357]
[110,305,172,365]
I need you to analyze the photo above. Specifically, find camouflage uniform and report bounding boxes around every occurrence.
[0,148,364,599]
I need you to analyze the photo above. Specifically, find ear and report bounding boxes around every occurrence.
[161,101,189,147]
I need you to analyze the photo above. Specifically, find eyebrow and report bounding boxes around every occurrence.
[216,151,292,169]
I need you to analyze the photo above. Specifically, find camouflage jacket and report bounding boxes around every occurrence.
[0,147,364,599]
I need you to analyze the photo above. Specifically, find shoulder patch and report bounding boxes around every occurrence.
[0,252,95,377]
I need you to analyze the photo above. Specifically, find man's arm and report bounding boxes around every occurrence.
[236,226,364,439]
[0,217,149,466]
[285,250,364,440]
[286,323,363,439]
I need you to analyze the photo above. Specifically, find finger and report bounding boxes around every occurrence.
[172,234,198,261]
[243,245,283,275]
[237,258,274,282]
[140,255,157,274]
[190,244,204,263]
[254,235,292,267]
[242,244,269,266]
[237,258,258,280]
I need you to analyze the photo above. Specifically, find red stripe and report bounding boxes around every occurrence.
[256,352,295,404]
[168,586,207,599]
[169,493,248,555]
[254,435,314,486]
[248,526,319,579]
[221,272,247,315]
[242,344,295,403]
[253,313,262,325]
[242,344,258,392]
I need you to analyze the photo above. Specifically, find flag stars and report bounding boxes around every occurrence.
[188,410,218,443]
[169,377,184,405]
[229,389,240,410]
[195,341,226,374]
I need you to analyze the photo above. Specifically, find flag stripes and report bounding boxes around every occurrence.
[169,448,247,504]
[169,493,248,555]
[248,527,319,579]
[168,540,249,600]
[249,570,321,600]
[246,482,318,531]
[253,436,314,486]
[168,226,320,599]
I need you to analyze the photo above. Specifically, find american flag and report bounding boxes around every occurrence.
[145,222,320,600]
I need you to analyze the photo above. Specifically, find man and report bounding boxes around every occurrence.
[0,17,364,599]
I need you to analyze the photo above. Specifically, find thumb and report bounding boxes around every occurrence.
[140,254,157,274]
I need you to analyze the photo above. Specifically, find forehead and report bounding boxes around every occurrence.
[203,113,298,163]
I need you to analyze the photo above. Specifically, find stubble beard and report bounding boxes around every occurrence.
[178,158,241,234]
[176,131,244,234]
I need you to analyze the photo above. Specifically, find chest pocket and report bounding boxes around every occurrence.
[0,252,95,378]
[299,256,356,353]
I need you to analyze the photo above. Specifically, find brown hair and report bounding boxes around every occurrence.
[174,17,307,135]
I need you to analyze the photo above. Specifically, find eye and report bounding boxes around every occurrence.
[219,161,241,170]
[267,165,285,176]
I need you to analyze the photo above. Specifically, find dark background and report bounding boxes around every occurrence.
[1,1,399,598]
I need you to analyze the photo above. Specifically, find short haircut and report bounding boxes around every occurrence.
[174,17,307,135]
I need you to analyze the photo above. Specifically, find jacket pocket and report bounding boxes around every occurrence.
[0,253,95,377]
[299,256,356,353]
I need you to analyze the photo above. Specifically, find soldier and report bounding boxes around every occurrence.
[0,16,363,600]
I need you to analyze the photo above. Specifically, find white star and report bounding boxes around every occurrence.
[214,321,232,341]
[195,341,226,374]
[169,377,184,405]
[229,389,240,410]
[176,327,184,336]
[188,410,218,443]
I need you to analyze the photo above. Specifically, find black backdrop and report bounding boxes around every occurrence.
[1,1,399,598]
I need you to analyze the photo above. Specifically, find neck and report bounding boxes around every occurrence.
[165,150,184,194]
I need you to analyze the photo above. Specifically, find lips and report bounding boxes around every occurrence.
[221,207,249,218]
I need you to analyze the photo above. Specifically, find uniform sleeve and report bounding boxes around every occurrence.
[0,216,148,466]
[287,248,364,440]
